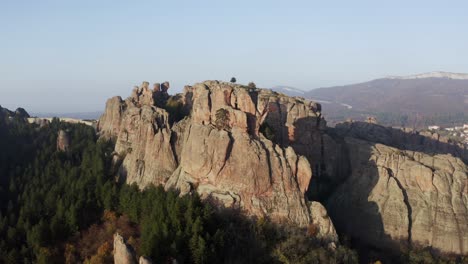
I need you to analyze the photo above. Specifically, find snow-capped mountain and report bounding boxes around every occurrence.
[386,71,468,80]
[304,71,468,127]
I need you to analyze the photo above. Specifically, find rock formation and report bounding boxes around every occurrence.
[99,80,468,256]
[98,80,333,228]
[113,233,155,264]
[0,106,30,122]
[113,233,136,264]
[139,256,153,264]
[310,201,338,244]
[326,129,468,255]
[57,130,71,152]
[14,108,30,119]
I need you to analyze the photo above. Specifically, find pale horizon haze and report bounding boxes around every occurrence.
[1,0,468,113]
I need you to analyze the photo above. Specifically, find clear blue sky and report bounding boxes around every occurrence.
[1,0,467,113]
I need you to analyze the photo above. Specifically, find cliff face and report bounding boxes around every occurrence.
[98,81,332,228]
[99,81,467,255]
[327,123,468,255]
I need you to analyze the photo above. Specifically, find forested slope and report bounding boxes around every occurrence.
[0,112,358,263]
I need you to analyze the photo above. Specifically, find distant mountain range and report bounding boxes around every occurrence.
[270,86,306,97]
[272,72,468,127]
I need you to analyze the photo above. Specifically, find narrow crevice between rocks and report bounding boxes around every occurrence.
[207,85,212,123]
[385,167,413,248]
[169,131,179,166]
[258,139,274,184]
[218,132,235,175]
[248,89,259,110]
[316,113,322,128]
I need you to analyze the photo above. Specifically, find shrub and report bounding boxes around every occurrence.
[260,123,275,141]
[215,109,230,130]
[164,96,188,124]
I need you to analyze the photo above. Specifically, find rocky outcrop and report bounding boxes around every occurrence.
[113,233,136,264]
[113,233,155,264]
[138,256,153,264]
[327,137,468,255]
[99,80,468,256]
[14,108,30,119]
[0,106,30,122]
[98,80,331,228]
[98,83,177,187]
[57,130,71,152]
[310,201,338,244]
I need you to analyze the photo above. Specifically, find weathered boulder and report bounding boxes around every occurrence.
[327,137,468,255]
[113,233,136,264]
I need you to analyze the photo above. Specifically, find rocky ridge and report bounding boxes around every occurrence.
[0,105,30,121]
[326,122,468,255]
[98,81,336,230]
[99,80,467,256]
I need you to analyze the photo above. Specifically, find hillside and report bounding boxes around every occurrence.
[304,72,468,127]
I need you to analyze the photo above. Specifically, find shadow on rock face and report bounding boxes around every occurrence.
[325,146,399,262]
[312,122,468,261]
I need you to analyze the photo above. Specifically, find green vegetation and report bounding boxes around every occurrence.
[0,118,114,263]
[164,95,189,124]
[1,114,462,264]
[118,184,226,263]
[260,122,275,141]
[214,108,230,131]
[0,117,358,263]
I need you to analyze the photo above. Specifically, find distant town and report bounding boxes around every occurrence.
[427,124,468,146]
